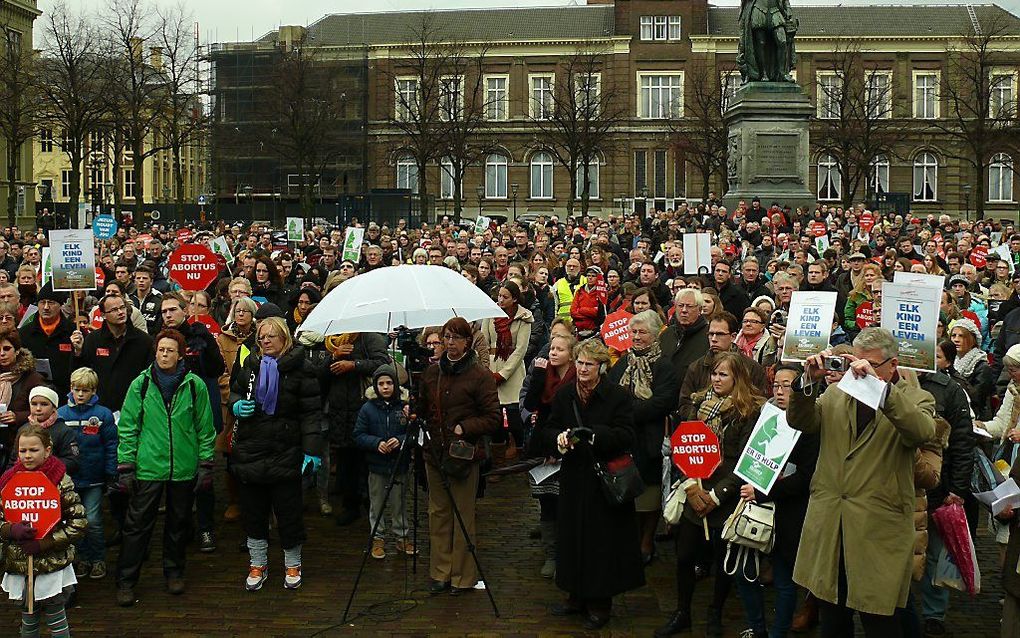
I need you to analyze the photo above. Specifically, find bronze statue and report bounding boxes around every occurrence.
[737,0,798,83]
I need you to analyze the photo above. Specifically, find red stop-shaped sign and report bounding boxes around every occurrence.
[671,421,722,479]
[189,314,221,338]
[970,245,989,269]
[859,211,875,233]
[1,471,62,537]
[168,244,220,291]
[810,221,827,237]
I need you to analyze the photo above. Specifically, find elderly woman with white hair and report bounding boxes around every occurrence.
[951,317,994,420]
[607,310,678,564]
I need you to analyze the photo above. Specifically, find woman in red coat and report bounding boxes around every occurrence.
[570,266,606,339]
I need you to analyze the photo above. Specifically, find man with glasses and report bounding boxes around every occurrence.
[75,294,153,414]
[714,260,751,317]
[660,288,710,390]
[789,328,936,637]
[19,282,76,398]
[736,257,772,301]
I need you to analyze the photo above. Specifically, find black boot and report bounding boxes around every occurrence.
[654,610,691,637]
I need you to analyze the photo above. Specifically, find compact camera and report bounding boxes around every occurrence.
[824,356,847,372]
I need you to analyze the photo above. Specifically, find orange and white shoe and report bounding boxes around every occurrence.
[284,565,302,590]
[245,565,268,592]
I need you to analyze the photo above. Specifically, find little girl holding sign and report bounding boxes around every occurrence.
[0,424,87,638]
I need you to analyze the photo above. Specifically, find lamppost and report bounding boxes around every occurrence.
[243,184,254,220]
[104,181,113,215]
[963,184,971,220]
[511,182,519,220]
[163,185,170,204]
[476,184,484,215]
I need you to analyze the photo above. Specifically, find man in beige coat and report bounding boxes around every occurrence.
[787,327,936,637]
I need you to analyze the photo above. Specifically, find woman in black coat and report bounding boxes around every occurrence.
[543,338,643,630]
[229,317,324,592]
[606,310,678,564]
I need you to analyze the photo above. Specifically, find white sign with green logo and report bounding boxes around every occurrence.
[342,227,365,263]
[474,216,490,234]
[286,217,304,242]
[734,402,803,494]
[880,281,939,372]
[210,236,233,263]
[782,290,837,362]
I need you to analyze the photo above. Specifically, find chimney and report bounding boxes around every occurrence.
[277,25,307,51]
[149,46,163,71]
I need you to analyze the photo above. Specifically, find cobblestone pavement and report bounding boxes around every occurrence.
[0,470,1007,636]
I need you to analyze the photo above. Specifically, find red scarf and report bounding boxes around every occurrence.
[493,305,518,360]
[576,376,600,407]
[0,455,65,492]
[541,363,577,405]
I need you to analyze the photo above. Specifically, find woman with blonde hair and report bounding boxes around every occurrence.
[843,262,882,332]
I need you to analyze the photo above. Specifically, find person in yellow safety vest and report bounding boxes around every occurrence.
[553,257,587,320]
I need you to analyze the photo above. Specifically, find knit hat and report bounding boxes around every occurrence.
[586,265,603,277]
[29,385,58,408]
[36,282,68,305]
[949,274,970,288]
[1005,343,1020,367]
[373,364,398,397]
[952,317,982,345]
[751,295,776,311]
[254,302,286,321]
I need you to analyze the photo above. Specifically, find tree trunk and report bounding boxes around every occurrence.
[701,165,712,202]
[172,138,185,223]
[133,141,145,221]
[7,144,18,228]
[417,159,430,224]
[976,162,987,220]
[580,163,590,217]
[68,150,83,229]
[112,128,124,218]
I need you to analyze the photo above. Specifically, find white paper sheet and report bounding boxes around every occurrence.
[836,373,887,410]
[975,478,1020,516]
[528,461,562,485]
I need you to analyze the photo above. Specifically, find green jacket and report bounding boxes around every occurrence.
[117,367,216,482]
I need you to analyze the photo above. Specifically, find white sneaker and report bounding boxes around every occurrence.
[245,565,268,592]
[284,566,302,590]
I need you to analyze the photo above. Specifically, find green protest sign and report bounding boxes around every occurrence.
[342,227,364,263]
[782,291,837,362]
[286,217,304,242]
[734,402,802,494]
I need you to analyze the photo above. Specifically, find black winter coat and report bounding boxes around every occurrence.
[718,281,751,318]
[322,333,389,447]
[228,345,325,484]
[19,314,76,398]
[75,324,153,412]
[542,381,645,600]
[606,354,678,484]
[919,371,975,507]
[659,316,710,385]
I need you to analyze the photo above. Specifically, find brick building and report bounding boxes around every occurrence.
[209,0,1020,220]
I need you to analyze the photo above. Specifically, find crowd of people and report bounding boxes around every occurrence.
[0,198,1019,636]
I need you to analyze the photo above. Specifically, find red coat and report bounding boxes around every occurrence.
[570,286,603,332]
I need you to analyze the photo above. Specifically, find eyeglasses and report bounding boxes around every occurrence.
[742,318,764,325]
[708,331,733,338]
[864,356,893,369]
[772,382,793,390]
[104,305,127,314]
[442,334,468,342]
[258,333,281,342]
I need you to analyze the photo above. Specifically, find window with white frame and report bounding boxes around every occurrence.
[39,129,53,153]
[485,153,508,198]
[866,71,893,119]
[990,153,1013,202]
[913,152,938,201]
[817,154,841,201]
[530,74,554,120]
[914,72,939,119]
[639,15,681,41]
[530,152,553,199]
[871,155,890,195]
[817,73,842,119]
[60,169,72,198]
[123,168,136,199]
[396,156,418,194]
[576,160,600,199]
[639,73,683,119]
[394,78,418,121]
[575,73,600,118]
[439,76,463,121]
[721,73,741,112]
[485,75,509,121]
[991,73,1015,119]
[440,158,457,200]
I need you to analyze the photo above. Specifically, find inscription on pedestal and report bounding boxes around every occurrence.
[753,133,800,181]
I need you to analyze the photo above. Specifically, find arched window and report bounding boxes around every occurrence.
[530,152,553,199]
[990,153,1013,202]
[396,156,418,194]
[870,155,889,195]
[817,153,841,201]
[576,160,600,199]
[440,158,456,200]
[913,152,938,202]
[485,153,508,198]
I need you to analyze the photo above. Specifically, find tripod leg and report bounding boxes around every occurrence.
[431,462,500,618]
[412,448,420,575]
[341,439,416,624]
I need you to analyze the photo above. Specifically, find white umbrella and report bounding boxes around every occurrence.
[299,264,507,335]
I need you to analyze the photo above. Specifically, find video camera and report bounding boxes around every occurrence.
[395,326,432,374]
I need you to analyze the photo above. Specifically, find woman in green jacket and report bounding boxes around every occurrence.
[113,328,216,608]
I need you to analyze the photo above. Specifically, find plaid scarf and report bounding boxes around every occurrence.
[692,387,733,454]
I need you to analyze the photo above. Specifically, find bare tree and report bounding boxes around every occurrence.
[260,31,355,218]
[667,61,731,201]
[928,15,1020,219]
[812,39,904,207]
[531,47,626,217]
[0,23,45,226]
[37,2,109,228]
[156,3,206,222]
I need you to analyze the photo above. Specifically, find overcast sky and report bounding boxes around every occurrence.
[38,0,1020,44]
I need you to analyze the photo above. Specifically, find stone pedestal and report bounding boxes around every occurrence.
[722,82,815,212]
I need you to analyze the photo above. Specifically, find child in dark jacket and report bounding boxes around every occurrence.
[57,367,116,580]
[15,386,79,477]
[353,365,412,560]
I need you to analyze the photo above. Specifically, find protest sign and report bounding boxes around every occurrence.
[683,233,712,275]
[810,221,827,237]
[210,236,233,263]
[40,249,51,287]
[287,217,304,242]
[855,301,876,330]
[601,309,633,352]
[670,421,721,479]
[881,281,940,372]
[894,271,946,291]
[92,215,117,240]
[474,216,491,234]
[49,230,96,291]
[167,244,220,291]
[189,314,222,338]
[734,402,803,494]
[342,228,365,263]
[782,291,837,362]
[590,272,607,304]
[859,211,875,233]
[1,471,61,537]
[970,245,989,269]
[815,234,830,254]
[176,228,192,244]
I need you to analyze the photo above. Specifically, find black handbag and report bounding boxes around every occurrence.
[572,401,644,506]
